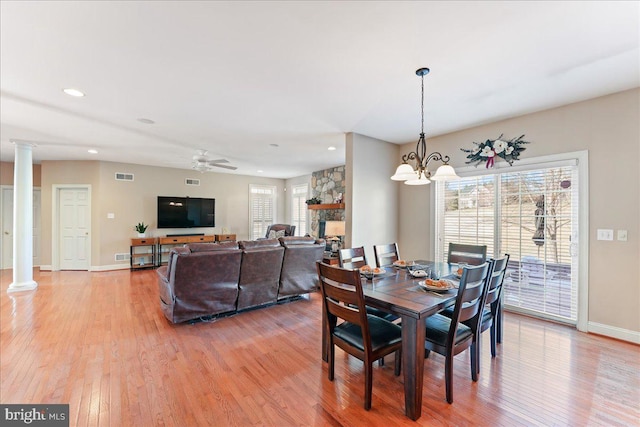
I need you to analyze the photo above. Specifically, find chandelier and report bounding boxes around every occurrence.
[391,68,459,185]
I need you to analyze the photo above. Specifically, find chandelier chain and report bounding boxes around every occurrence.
[421,74,425,134]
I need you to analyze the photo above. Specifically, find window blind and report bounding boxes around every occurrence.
[435,164,579,323]
[291,184,308,237]
[249,185,276,240]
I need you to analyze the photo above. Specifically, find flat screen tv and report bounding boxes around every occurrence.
[157,196,215,228]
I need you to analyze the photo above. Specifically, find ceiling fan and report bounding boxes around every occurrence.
[191,149,237,172]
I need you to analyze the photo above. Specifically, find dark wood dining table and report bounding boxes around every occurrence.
[321,260,458,421]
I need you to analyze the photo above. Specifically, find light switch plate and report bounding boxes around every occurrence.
[617,230,628,241]
[596,229,614,241]
[107,213,115,219]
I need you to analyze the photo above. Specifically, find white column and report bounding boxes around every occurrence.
[8,141,37,292]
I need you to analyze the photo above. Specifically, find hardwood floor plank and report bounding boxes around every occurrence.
[1,268,638,426]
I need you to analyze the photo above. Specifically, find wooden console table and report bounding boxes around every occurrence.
[215,234,236,242]
[157,235,216,265]
[130,237,157,270]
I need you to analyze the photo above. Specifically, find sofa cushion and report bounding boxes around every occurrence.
[268,229,286,239]
[238,238,280,250]
[279,236,324,246]
[188,241,239,252]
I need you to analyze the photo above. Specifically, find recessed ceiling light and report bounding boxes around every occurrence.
[269,144,279,147]
[257,170,264,173]
[88,149,98,154]
[137,118,155,124]
[63,88,85,97]
[328,146,337,151]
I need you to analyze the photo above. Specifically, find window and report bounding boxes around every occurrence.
[435,162,580,324]
[291,184,308,237]
[249,185,276,240]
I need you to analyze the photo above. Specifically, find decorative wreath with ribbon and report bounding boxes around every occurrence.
[461,134,530,168]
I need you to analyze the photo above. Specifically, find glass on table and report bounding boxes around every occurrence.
[456,262,468,277]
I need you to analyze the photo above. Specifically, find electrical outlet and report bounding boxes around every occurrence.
[596,229,614,241]
[617,230,628,241]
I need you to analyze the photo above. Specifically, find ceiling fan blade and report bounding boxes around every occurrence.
[209,163,237,170]
[207,159,229,164]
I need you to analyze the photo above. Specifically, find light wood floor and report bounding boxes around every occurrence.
[1,269,638,426]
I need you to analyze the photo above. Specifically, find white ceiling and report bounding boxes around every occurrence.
[1,1,638,179]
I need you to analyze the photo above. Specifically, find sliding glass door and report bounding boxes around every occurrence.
[436,164,579,324]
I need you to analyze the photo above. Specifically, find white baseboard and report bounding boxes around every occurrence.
[588,321,640,344]
[39,264,130,272]
[91,264,131,272]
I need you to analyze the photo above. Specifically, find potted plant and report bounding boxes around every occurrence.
[135,222,149,238]
[305,197,321,205]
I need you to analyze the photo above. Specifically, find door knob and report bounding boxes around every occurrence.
[4,231,8,235]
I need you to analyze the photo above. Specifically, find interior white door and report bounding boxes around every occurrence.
[59,188,90,270]
[1,187,41,269]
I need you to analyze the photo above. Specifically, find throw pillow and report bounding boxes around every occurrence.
[268,229,286,239]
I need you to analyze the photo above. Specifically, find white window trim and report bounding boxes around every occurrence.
[249,184,277,240]
[291,183,309,237]
[430,150,589,331]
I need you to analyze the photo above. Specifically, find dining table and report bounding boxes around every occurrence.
[320,260,459,421]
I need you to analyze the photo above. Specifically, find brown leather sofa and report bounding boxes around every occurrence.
[237,239,284,310]
[156,237,324,323]
[157,241,242,324]
[278,236,324,299]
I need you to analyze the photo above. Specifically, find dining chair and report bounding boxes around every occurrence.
[316,261,402,410]
[441,255,509,375]
[447,243,488,265]
[373,243,400,268]
[338,246,367,270]
[477,254,510,361]
[338,246,399,338]
[423,261,493,404]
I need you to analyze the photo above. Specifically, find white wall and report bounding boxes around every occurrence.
[346,133,399,264]
[40,160,286,268]
[398,88,640,338]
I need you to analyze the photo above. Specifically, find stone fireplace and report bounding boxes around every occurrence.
[309,165,345,239]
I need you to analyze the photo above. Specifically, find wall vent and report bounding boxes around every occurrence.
[185,178,200,186]
[115,253,130,262]
[115,172,134,181]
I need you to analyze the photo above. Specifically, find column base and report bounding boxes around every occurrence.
[7,280,38,293]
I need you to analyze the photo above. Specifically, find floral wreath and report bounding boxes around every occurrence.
[461,134,530,168]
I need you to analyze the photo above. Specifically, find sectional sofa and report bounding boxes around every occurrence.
[156,236,325,323]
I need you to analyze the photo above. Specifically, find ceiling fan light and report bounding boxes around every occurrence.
[430,164,460,181]
[391,163,416,181]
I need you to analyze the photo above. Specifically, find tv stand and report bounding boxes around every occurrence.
[157,234,216,265]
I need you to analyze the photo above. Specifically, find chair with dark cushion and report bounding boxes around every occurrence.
[373,243,400,268]
[338,247,367,270]
[478,254,510,360]
[265,224,296,239]
[236,239,285,310]
[424,261,492,403]
[440,255,509,374]
[316,261,402,410]
[447,243,488,265]
[338,247,397,324]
